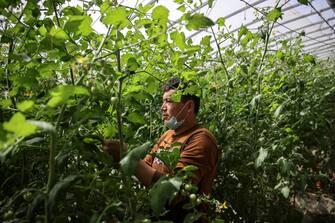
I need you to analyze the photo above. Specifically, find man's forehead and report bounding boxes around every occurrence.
[163,89,176,99]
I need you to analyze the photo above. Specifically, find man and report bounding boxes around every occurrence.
[103,77,218,221]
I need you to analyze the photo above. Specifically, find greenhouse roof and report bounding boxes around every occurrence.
[81,0,335,59]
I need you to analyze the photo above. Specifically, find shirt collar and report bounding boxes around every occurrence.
[172,122,201,138]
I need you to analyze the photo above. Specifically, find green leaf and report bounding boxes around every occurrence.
[185,13,215,30]
[177,5,186,12]
[103,7,129,28]
[152,5,169,21]
[3,112,37,137]
[216,17,225,26]
[281,186,290,198]
[47,85,90,107]
[120,142,152,176]
[276,50,284,60]
[255,147,268,168]
[277,157,292,175]
[64,15,93,36]
[298,0,309,5]
[29,121,55,132]
[250,94,261,110]
[170,31,187,50]
[49,26,69,40]
[0,99,12,108]
[170,91,182,102]
[266,7,283,22]
[200,35,211,47]
[208,0,214,7]
[127,112,145,124]
[39,24,47,36]
[154,147,181,170]
[303,54,315,64]
[274,103,285,118]
[238,26,249,42]
[48,175,81,211]
[150,176,182,216]
[17,100,34,112]
[126,57,139,71]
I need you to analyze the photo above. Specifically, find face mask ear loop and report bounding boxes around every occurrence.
[174,100,189,122]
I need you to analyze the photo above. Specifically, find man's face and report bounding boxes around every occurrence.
[161,89,185,124]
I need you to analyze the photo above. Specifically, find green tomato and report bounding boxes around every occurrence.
[181,189,187,196]
[110,96,118,105]
[189,193,196,202]
[4,210,14,219]
[23,191,33,201]
[184,183,192,191]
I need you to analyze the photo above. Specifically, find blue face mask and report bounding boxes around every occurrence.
[164,102,188,130]
[165,116,184,130]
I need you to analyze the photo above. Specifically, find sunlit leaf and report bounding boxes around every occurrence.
[39,24,47,36]
[216,17,225,26]
[152,5,169,21]
[127,57,139,71]
[274,103,285,118]
[170,31,187,50]
[64,15,93,36]
[303,54,315,64]
[127,112,145,124]
[3,112,37,137]
[255,147,268,168]
[150,176,182,216]
[170,91,182,102]
[103,7,129,28]
[266,7,282,22]
[49,26,69,40]
[120,142,152,176]
[185,13,214,30]
[47,85,90,107]
[17,100,34,112]
[281,186,290,198]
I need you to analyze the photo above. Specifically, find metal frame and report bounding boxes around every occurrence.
[276,17,335,38]
[304,42,335,53]
[310,1,335,35]
[188,0,268,39]
[165,0,335,58]
[316,50,335,58]
[303,37,335,48]
[273,7,333,29]
[302,33,335,45]
[312,45,335,54]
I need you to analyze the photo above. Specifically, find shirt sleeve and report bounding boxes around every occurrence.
[176,132,218,184]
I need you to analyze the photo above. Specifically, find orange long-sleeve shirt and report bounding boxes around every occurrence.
[143,124,218,195]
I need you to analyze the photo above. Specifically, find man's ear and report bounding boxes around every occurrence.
[186,100,195,114]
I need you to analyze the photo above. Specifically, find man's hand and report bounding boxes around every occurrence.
[101,139,125,163]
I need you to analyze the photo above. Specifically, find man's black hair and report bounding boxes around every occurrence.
[163,77,200,114]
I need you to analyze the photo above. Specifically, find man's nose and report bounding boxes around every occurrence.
[161,102,166,111]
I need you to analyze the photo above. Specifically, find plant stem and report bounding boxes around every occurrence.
[75,25,112,85]
[45,104,65,223]
[210,27,230,125]
[52,1,61,27]
[45,130,56,223]
[116,49,125,158]
[70,67,75,85]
